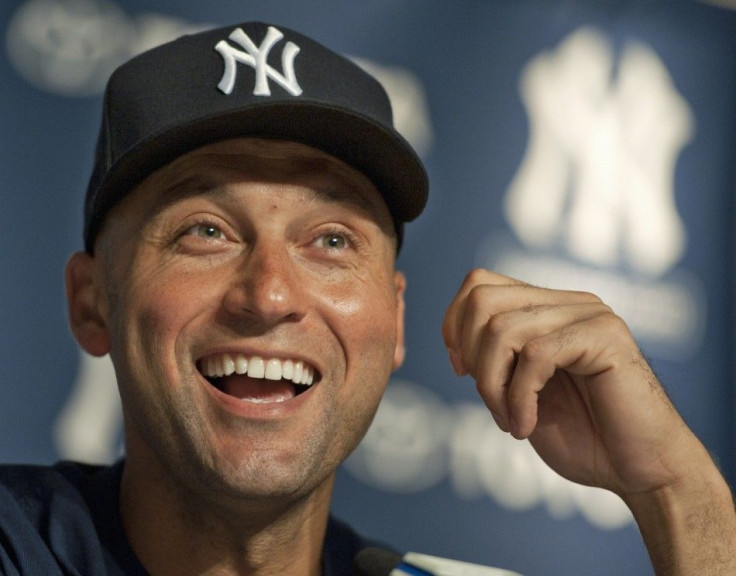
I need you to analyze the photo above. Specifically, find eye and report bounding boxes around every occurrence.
[183,223,226,240]
[321,233,348,250]
[322,234,348,249]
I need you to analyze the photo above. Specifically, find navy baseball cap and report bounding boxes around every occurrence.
[83,21,429,253]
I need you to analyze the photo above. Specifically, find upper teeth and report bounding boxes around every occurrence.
[201,353,315,386]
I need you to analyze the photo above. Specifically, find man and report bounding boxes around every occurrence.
[0,20,734,576]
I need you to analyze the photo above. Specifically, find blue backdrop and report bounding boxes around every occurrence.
[2,1,736,575]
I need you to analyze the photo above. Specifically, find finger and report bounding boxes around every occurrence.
[474,348,516,433]
[505,309,625,439]
[474,301,612,434]
[457,285,601,381]
[442,269,525,374]
[488,406,513,434]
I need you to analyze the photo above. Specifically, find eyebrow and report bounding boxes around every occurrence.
[308,185,387,219]
[160,175,232,201]
[143,175,237,214]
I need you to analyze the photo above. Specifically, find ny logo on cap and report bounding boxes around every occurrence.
[215,26,302,97]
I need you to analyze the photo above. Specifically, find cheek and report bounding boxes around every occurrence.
[320,275,399,363]
[319,266,397,322]
[109,270,221,451]
[326,296,363,318]
[110,266,218,384]
[321,273,399,391]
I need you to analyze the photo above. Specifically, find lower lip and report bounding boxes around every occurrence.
[200,374,315,419]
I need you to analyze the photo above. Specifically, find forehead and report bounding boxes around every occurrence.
[136,138,391,218]
[94,138,399,258]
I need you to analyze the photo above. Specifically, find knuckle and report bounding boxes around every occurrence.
[485,311,513,338]
[573,289,603,304]
[462,267,489,289]
[596,309,626,329]
[465,283,491,312]
[597,310,633,339]
[519,338,547,363]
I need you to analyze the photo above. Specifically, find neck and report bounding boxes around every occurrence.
[119,448,334,576]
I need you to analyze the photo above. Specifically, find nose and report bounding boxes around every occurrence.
[223,239,308,327]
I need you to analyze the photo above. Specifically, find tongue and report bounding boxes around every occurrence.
[219,374,296,403]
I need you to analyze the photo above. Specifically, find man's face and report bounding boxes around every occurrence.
[72,139,406,504]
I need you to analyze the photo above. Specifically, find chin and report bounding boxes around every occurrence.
[192,441,335,504]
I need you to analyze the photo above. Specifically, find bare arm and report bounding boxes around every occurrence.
[442,268,736,575]
[625,445,736,575]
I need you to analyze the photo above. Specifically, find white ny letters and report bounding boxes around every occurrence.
[215,26,302,97]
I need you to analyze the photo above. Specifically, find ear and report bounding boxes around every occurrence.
[65,252,111,357]
[391,271,407,371]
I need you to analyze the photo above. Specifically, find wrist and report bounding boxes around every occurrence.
[624,454,736,575]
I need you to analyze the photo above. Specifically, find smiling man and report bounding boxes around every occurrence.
[70,137,407,575]
[1,20,735,576]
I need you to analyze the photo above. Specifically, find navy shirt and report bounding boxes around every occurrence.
[0,461,379,575]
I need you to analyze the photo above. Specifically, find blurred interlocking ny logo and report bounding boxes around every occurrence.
[504,28,693,278]
[215,26,302,97]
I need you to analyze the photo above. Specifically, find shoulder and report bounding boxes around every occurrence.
[0,460,108,493]
[0,461,129,575]
[0,461,94,513]
[0,461,118,524]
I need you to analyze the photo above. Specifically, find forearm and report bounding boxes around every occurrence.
[625,452,736,576]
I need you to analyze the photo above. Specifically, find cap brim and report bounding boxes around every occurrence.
[85,100,428,251]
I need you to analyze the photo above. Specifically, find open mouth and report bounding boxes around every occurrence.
[198,353,319,404]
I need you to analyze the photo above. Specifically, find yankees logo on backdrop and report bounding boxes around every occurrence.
[215,26,302,96]
[480,27,705,360]
[504,27,691,278]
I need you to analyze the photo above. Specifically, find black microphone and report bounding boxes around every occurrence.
[353,547,523,576]
[353,547,415,576]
